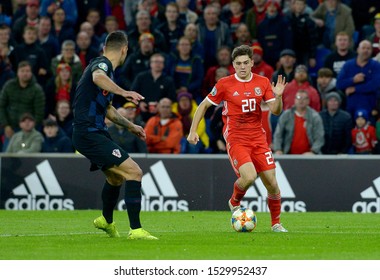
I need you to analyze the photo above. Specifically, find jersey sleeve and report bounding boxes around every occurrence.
[90,58,110,74]
[206,80,225,106]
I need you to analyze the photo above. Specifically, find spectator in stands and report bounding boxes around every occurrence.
[50,7,76,47]
[99,16,120,47]
[245,0,267,40]
[351,109,377,154]
[0,50,14,89]
[157,2,185,53]
[126,10,167,54]
[0,24,14,64]
[76,0,103,28]
[223,0,246,43]
[75,30,99,70]
[137,0,166,25]
[197,4,233,70]
[273,90,325,155]
[366,13,380,58]
[336,40,380,124]
[86,8,105,37]
[5,113,44,153]
[107,105,147,153]
[0,61,45,151]
[319,92,352,154]
[40,0,78,25]
[251,42,273,80]
[53,99,73,139]
[44,63,75,116]
[183,22,204,59]
[145,98,183,154]
[176,0,198,24]
[316,67,345,109]
[287,0,317,68]
[104,0,127,31]
[118,32,156,92]
[41,118,73,153]
[272,49,296,83]
[172,91,210,153]
[9,26,49,85]
[282,64,321,112]
[257,0,293,69]
[233,23,253,48]
[323,31,356,77]
[37,16,59,66]
[167,36,204,101]
[51,40,82,85]
[351,0,380,38]
[12,0,40,45]
[78,22,101,54]
[0,2,12,26]
[311,0,355,49]
[202,46,234,99]
[131,53,177,122]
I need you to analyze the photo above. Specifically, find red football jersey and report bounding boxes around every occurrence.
[207,73,275,144]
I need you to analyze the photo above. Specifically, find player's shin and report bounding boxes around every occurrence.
[102,181,121,223]
[230,181,247,207]
[267,192,281,226]
[124,180,142,229]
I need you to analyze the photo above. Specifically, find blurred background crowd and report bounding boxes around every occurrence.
[0,0,379,155]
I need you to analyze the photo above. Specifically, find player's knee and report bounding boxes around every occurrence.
[125,165,143,181]
[107,174,125,186]
[241,174,256,188]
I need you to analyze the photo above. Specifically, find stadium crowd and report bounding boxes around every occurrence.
[0,0,379,155]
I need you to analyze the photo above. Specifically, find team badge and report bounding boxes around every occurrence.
[233,159,238,167]
[211,86,217,96]
[254,87,262,96]
[112,149,121,158]
[98,62,108,72]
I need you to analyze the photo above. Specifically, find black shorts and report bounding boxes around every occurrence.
[72,130,130,171]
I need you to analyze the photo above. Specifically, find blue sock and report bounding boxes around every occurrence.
[124,180,142,229]
[102,181,121,223]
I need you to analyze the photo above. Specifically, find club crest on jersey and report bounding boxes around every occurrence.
[98,62,108,72]
[233,159,238,167]
[211,86,217,96]
[112,149,121,158]
[254,87,262,96]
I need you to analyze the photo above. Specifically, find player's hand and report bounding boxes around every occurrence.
[187,131,199,145]
[123,91,145,105]
[129,124,146,141]
[271,75,287,98]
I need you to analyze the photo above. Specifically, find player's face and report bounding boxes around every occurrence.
[233,55,253,80]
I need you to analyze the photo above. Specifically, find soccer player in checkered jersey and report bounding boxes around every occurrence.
[188,44,288,232]
[72,31,157,239]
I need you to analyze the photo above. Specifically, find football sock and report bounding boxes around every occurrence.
[102,181,121,223]
[230,181,247,207]
[267,192,281,226]
[124,180,142,229]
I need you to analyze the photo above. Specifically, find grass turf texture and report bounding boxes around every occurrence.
[0,210,379,260]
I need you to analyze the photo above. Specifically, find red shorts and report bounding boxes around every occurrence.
[226,141,276,177]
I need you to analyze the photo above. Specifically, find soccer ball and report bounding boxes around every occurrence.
[231,208,257,232]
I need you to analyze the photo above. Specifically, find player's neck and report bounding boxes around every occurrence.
[103,52,120,70]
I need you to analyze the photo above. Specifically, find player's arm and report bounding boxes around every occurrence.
[187,98,213,145]
[92,69,144,104]
[106,105,146,141]
[267,75,287,116]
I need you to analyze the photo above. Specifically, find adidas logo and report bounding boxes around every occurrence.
[118,160,189,211]
[233,91,239,96]
[352,176,380,213]
[5,160,74,210]
[241,162,306,212]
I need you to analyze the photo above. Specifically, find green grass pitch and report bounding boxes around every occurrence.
[0,210,379,260]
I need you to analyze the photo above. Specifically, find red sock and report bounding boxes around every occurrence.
[230,181,246,207]
[267,193,281,226]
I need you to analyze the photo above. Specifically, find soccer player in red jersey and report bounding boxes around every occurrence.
[187,44,288,232]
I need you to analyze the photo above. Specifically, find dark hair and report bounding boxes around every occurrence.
[18,60,32,69]
[105,31,128,51]
[231,44,253,61]
[318,67,333,78]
